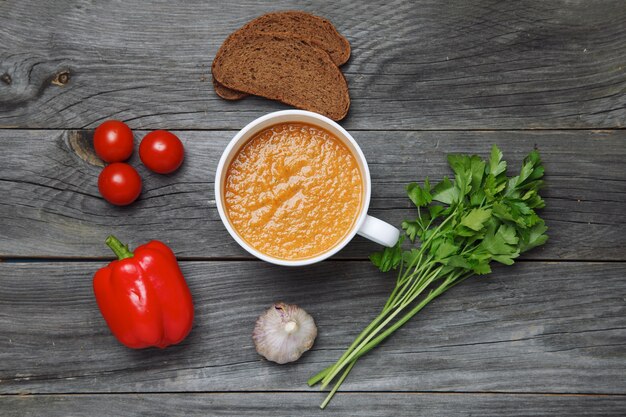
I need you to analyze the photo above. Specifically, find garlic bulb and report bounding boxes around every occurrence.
[252,302,317,364]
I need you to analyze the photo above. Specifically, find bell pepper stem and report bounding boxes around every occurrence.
[105,235,134,260]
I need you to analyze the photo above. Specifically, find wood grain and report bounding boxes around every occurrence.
[0,0,624,130]
[1,261,624,394]
[2,393,626,417]
[1,129,624,260]
[2,0,625,413]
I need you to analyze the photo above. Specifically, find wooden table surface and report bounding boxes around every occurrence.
[1,0,625,415]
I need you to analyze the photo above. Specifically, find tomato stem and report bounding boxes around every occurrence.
[105,235,134,260]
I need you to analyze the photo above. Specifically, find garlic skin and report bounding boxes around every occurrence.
[253,302,317,364]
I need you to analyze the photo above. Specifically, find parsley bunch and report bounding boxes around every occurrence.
[308,145,548,408]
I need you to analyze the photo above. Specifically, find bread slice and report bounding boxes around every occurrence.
[212,32,350,120]
[213,78,248,100]
[241,11,350,66]
[213,11,350,100]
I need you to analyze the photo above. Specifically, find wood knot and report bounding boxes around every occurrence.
[0,73,11,85]
[68,130,105,167]
[51,69,71,87]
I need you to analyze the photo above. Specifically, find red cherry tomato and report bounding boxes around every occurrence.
[93,120,134,162]
[98,163,142,206]
[139,130,185,174]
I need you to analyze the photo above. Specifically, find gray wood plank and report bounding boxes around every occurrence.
[0,0,624,130]
[1,129,624,260]
[1,261,624,394]
[2,393,626,417]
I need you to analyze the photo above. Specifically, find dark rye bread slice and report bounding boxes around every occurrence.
[241,11,350,66]
[212,32,350,120]
[213,10,350,100]
[213,78,248,100]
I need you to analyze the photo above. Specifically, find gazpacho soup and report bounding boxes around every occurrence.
[224,122,363,260]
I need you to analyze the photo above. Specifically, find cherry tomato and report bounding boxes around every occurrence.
[93,120,134,162]
[139,130,185,174]
[98,163,142,206]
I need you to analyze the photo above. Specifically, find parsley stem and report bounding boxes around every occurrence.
[383,260,408,311]
[389,263,436,310]
[337,271,462,371]
[307,365,332,386]
[390,262,434,307]
[321,266,444,388]
[320,300,402,387]
[332,257,435,379]
[320,360,356,409]
[319,271,455,401]
[352,275,455,358]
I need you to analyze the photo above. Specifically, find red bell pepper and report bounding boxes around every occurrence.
[93,235,194,349]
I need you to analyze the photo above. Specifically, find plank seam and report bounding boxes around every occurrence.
[1,391,625,397]
[0,128,624,132]
[1,258,625,263]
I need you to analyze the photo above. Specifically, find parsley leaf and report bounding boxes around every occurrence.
[489,144,507,176]
[369,238,404,272]
[461,208,492,231]
[407,178,432,207]
[432,177,459,205]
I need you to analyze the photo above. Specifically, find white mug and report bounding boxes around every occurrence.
[214,110,400,266]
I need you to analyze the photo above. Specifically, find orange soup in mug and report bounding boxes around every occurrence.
[224,122,363,260]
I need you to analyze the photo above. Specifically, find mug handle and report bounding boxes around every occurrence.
[357,215,401,247]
